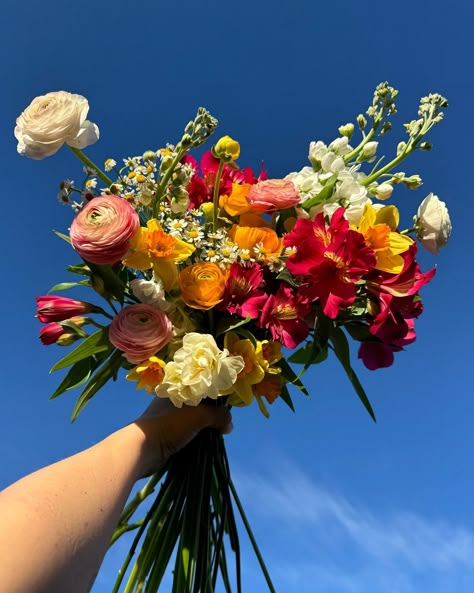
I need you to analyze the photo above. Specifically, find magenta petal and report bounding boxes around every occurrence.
[358,342,395,370]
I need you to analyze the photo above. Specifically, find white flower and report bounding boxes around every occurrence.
[415,192,452,255]
[130,278,173,313]
[14,91,99,160]
[155,333,244,407]
[104,158,117,172]
[328,136,352,155]
[361,141,378,160]
[375,183,393,200]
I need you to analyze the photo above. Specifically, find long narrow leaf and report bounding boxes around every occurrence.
[50,327,111,372]
[329,325,376,421]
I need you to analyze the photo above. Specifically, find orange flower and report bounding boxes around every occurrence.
[220,183,254,217]
[228,225,283,262]
[179,263,228,310]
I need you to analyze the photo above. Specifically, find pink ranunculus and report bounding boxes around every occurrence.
[69,195,140,265]
[109,304,172,364]
[36,295,93,323]
[246,179,301,212]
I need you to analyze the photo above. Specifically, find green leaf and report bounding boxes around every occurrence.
[278,358,309,397]
[301,173,338,211]
[216,316,252,336]
[275,267,298,288]
[71,349,123,421]
[67,264,92,276]
[344,322,377,342]
[50,358,93,399]
[288,341,328,365]
[53,229,72,244]
[50,327,111,372]
[329,325,376,421]
[48,280,91,293]
[58,319,89,338]
[86,263,126,304]
[279,383,295,412]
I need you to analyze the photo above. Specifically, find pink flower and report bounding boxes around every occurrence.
[69,195,140,265]
[247,179,300,212]
[36,295,93,323]
[218,262,266,316]
[109,304,172,364]
[39,322,66,345]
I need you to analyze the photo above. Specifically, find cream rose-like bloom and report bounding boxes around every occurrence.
[155,333,244,408]
[130,277,174,313]
[14,91,99,160]
[415,192,452,255]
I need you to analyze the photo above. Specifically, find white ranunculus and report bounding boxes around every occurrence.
[14,91,99,160]
[415,193,452,255]
[155,333,244,407]
[130,278,173,313]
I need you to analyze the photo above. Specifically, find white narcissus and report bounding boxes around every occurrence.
[415,192,452,255]
[14,91,99,160]
[155,333,244,408]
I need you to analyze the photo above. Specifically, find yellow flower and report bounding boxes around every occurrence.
[356,204,413,274]
[123,219,195,290]
[126,356,166,393]
[224,333,265,406]
[213,135,240,161]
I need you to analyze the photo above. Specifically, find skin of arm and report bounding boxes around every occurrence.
[0,401,231,593]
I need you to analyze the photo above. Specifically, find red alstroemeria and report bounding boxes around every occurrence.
[358,318,416,370]
[244,284,311,349]
[218,262,266,316]
[285,208,376,319]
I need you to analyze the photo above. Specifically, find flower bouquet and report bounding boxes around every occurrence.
[16,82,451,592]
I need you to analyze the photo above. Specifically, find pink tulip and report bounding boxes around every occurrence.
[109,304,172,364]
[36,296,93,323]
[246,179,300,212]
[69,195,140,265]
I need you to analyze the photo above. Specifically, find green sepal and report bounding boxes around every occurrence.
[71,349,123,422]
[301,173,338,211]
[329,324,376,421]
[50,327,111,372]
[48,280,91,293]
[58,319,89,338]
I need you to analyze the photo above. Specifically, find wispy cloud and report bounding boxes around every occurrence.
[234,463,474,593]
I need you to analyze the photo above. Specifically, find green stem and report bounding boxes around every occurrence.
[68,146,113,187]
[362,145,413,186]
[229,478,277,593]
[152,147,187,218]
[343,127,376,162]
[212,160,225,231]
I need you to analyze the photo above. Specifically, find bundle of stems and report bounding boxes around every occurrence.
[111,426,276,593]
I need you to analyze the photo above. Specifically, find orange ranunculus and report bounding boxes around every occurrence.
[178,263,228,310]
[219,183,254,217]
[228,225,283,262]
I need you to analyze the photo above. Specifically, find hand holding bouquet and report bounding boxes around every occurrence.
[17,82,451,592]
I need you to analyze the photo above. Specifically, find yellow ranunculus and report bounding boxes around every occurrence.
[213,135,240,161]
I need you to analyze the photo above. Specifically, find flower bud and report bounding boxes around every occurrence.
[419,141,432,151]
[36,295,94,323]
[375,183,393,201]
[200,202,214,220]
[397,141,407,155]
[338,123,354,139]
[357,114,367,130]
[143,150,157,162]
[160,155,174,172]
[402,174,423,190]
[361,141,378,160]
[213,135,240,162]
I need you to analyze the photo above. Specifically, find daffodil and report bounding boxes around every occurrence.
[356,204,413,274]
[126,356,166,393]
[224,332,265,407]
[123,219,195,290]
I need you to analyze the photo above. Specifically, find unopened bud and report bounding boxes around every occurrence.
[380,122,392,135]
[201,202,214,220]
[213,135,241,162]
[143,150,157,162]
[419,141,432,151]
[361,141,378,160]
[397,141,407,155]
[403,174,423,190]
[375,183,394,200]
[56,333,79,346]
[357,114,367,130]
[338,123,354,139]
[160,155,174,172]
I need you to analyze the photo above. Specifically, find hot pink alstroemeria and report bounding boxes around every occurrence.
[36,295,94,323]
[218,262,266,316]
[285,208,376,319]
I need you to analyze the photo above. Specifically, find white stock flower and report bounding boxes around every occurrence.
[375,183,394,200]
[155,333,244,407]
[14,91,99,160]
[130,278,173,313]
[328,136,352,155]
[361,141,378,160]
[415,192,452,255]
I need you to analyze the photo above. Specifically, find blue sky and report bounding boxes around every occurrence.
[1,1,474,592]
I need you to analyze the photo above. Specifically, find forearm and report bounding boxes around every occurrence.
[0,423,146,593]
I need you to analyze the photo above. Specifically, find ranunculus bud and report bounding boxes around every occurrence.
[36,296,94,323]
[415,192,452,255]
[69,195,140,265]
[109,304,173,364]
[213,135,240,161]
[247,179,301,212]
[14,91,99,160]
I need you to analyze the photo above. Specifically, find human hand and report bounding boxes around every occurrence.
[132,399,232,478]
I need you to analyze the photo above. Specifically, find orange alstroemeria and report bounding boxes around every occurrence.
[356,204,413,274]
[228,224,283,262]
[123,219,195,290]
